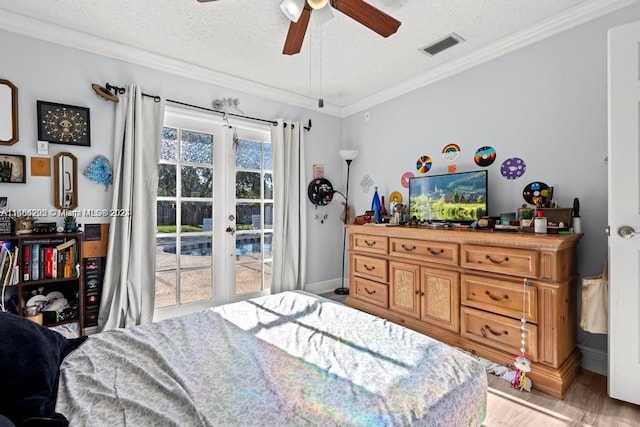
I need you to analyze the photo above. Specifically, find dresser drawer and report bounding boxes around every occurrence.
[352,254,387,282]
[390,238,458,266]
[461,244,539,278]
[352,233,389,255]
[461,307,538,362]
[352,276,388,308]
[461,274,537,323]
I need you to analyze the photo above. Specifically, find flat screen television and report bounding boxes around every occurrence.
[408,170,488,224]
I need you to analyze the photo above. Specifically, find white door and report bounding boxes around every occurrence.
[607,20,640,405]
[154,107,272,320]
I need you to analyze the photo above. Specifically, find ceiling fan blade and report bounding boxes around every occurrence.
[283,5,312,55]
[196,0,219,3]
[331,0,401,37]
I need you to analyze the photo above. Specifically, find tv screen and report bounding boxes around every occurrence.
[409,170,488,224]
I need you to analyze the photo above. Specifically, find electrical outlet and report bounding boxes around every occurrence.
[364,111,371,122]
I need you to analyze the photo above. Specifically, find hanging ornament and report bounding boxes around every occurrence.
[512,278,532,391]
[360,175,374,192]
[83,155,113,190]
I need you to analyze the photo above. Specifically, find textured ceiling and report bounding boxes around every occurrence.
[0,0,633,115]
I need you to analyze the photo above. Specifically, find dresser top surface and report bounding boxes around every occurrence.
[347,224,581,251]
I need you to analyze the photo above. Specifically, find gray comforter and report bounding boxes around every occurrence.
[57,291,486,426]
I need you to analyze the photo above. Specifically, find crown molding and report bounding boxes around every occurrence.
[1,0,636,119]
[0,9,343,117]
[341,0,638,117]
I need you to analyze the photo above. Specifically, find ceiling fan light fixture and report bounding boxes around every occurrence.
[313,3,334,25]
[307,0,329,10]
[280,0,306,22]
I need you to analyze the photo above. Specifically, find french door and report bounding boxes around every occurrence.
[154,106,272,320]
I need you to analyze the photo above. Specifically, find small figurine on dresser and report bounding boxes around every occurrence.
[394,203,407,224]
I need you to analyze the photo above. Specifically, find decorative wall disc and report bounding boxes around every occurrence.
[401,171,414,188]
[415,155,432,174]
[474,146,497,167]
[442,143,461,162]
[500,157,526,180]
[389,191,403,204]
[522,181,549,206]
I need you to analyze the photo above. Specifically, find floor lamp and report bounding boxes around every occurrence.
[335,149,359,295]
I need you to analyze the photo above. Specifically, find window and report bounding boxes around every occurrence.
[235,137,273,294]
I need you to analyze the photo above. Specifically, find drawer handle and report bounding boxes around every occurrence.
[482,325,508,337]
[364,287,376,295]
[485,255,509,264]
[402,244,417,252]
[365,240,377,247]
[364,264,376,271]
[485,290,509,301]
[427,248,444,255]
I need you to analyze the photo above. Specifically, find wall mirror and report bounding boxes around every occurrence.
[0,79,18,145]
[54,152,78,211]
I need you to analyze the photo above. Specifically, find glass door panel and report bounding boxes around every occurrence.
[155,107,272,318]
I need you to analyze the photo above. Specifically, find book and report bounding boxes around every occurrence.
[45,247,53,279]
[56,238,76,252]
[39,247,44,280]
[63,250,72,278]
[31,243,39,281]
[0,246,8,287]
[22,244,30,281]
[3,247,18,287]
[52,248,58,279]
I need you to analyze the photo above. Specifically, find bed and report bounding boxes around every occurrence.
[9,291,487,426]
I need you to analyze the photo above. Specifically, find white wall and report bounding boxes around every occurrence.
[0,29,344,287]
[342,2,640,358]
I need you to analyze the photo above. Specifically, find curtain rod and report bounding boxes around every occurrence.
[142,93,278,126]
[142,93,312,131]
[92,83,311,130]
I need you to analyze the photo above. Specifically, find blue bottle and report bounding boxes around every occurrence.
[372,187,382,223]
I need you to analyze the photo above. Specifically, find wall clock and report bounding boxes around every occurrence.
[37,101,91,146]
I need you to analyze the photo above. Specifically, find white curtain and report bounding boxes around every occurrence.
[98,85,165,331]
[271,120,306,293]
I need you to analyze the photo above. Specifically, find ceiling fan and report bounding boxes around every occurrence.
[196,0,401,56]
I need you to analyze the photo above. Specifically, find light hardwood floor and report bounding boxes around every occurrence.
[320,291,640,427]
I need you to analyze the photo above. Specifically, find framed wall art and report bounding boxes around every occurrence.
[37,101,90,146]
[0,154,26,183]
[31,156,51,176]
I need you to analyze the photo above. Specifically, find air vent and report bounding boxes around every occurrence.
[420,33,465,56]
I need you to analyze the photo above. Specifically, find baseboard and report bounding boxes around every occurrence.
[578,344,608,376]
[305,278,347,295]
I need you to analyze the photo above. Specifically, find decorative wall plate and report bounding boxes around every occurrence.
[401,171,414,188]
[307,178,334,206]
[522,181,549,206]
[474,146,496,167]
[500,157,526,180]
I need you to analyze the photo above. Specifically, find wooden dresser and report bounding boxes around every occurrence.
[346,224,582,399]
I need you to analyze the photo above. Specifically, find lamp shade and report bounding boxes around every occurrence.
[307,0,329,9]
[313,2,334,25]
[280,0,305,22]
[339,149,359,161]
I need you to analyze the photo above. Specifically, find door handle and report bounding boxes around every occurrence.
[617,226,640,238]
[226,226,235,235]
